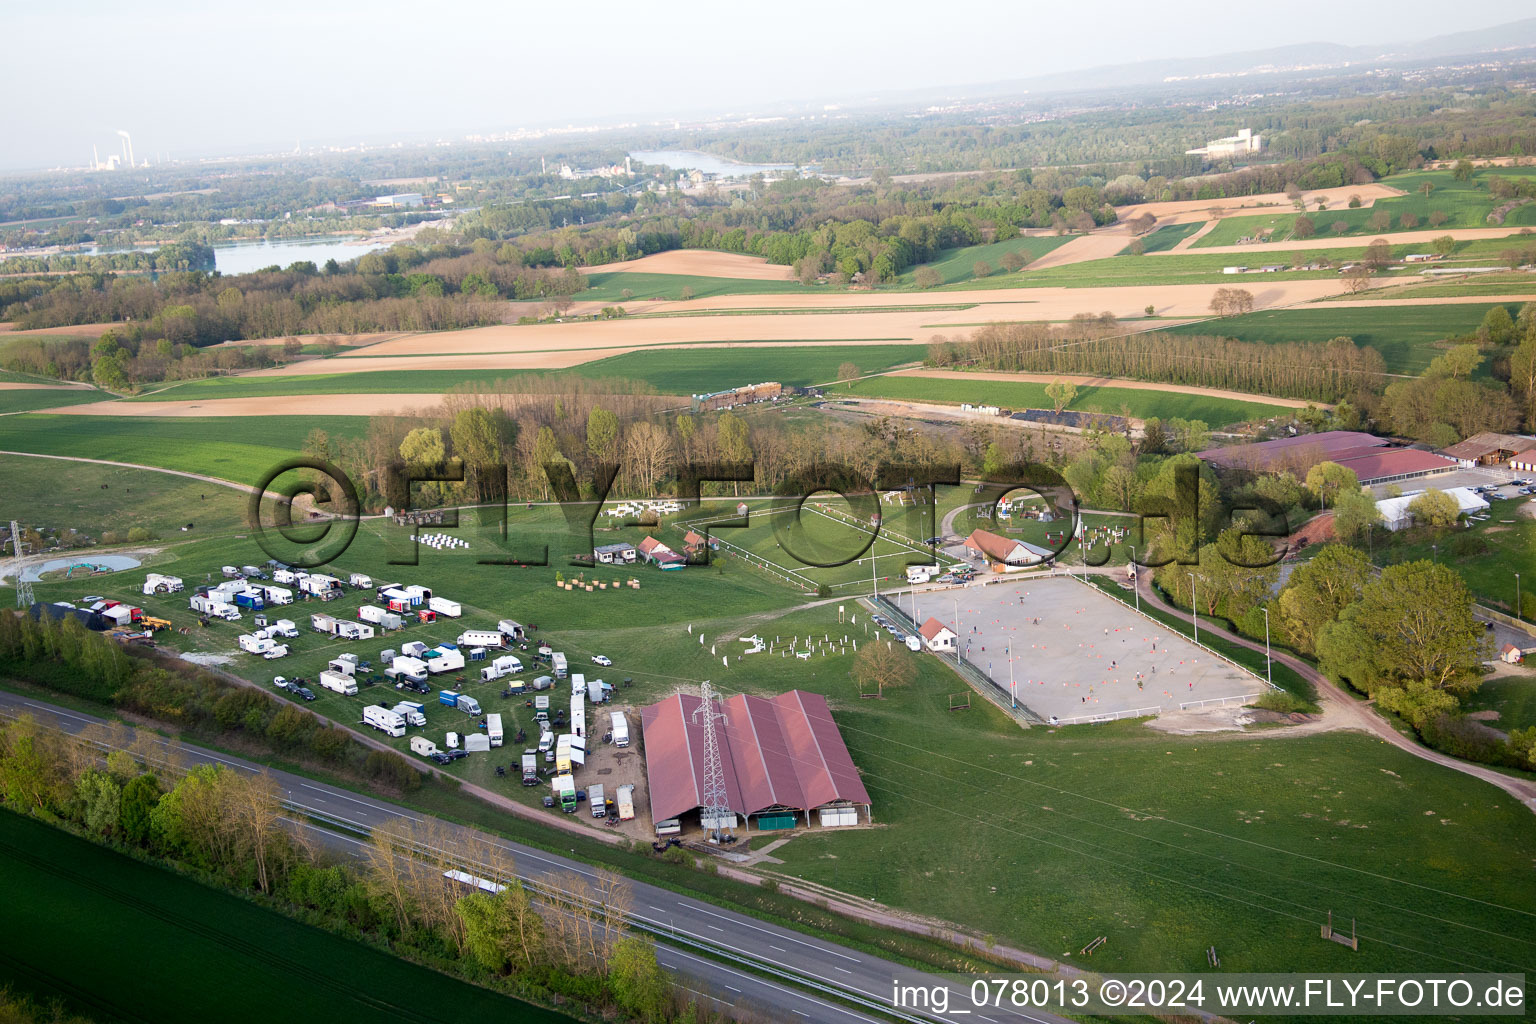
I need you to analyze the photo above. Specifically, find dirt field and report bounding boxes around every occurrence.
[0,322,120,338]
[1114,184,1402,226]
[578,249,794,280]
[1021,228,1135,270]
[198,280,1368,374]
[888,368,1326,410]
[0,382,93,391]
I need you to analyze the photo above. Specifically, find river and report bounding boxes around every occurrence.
[206,236,389,275]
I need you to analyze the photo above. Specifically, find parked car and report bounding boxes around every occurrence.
[293,686,317,702]
[273,676,291,691]
[590,654,612,666]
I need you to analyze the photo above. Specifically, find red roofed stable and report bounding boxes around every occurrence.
[640,690,872,832]
[918,616,957,651]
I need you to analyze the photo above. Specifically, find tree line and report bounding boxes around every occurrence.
[927,320,1390,404]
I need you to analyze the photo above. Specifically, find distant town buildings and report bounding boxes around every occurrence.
[1186,128,1264,161]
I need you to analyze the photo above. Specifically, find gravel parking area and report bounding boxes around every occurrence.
[908,575,1263,723]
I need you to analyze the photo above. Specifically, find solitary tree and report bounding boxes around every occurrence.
[913,266,942,288]
[853,638,916,698]
[1044,377,1078,413]
[836,361,860,390]
[972,260,992,279]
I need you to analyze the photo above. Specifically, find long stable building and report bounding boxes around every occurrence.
[641,690,871,832]
[1197,430,1457,486]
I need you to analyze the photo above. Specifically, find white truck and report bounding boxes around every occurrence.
[363,705,407,738]
[336,621,374,641]
[349,572,373,589]
[906,564,941,584]
[358,605,389,625]
[318,670,358,696]
[391,701,427,727]
[616,784,635,821]
[259,586,293,605]
[142,573,183,596]
[610,711,629,748]
[480,653,523,682]
[551,652,568,679]
[486,712,504,747]
[391,655,429,681]
[238,634,275,655]
[498,619,525,641]
[589,783,606,818]
[429,596,463,618]
[521,751,539,785]
[410,736,439,757]
[457,629,502,648]
[261,644,289,660]
[269,619,298,638]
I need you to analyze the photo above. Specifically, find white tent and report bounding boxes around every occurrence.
[1375,486,1489,531]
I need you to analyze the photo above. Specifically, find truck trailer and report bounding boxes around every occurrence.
[362,705,406,738]
[486,712,504,747]
[429,597,463,618]
[318,670,358,696]
[610,711,630,748]
[615,784,635,821]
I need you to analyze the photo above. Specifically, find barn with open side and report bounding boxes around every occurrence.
[640,690,871,833]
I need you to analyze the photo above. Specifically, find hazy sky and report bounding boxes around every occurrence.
[3,0,1532,170]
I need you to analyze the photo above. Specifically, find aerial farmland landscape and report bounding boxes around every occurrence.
[5,4,1536,1023]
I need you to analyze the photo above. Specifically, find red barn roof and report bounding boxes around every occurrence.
[918,616,955,641]
[640,690,871,823]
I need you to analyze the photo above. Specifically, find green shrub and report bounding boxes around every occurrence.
[1253,691,1316,715]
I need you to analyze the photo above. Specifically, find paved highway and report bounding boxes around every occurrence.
[0,692,1067,1024]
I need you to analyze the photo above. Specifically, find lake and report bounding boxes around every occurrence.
[209,236,389,275]
[629,149,796,178]
[22,553,143,582]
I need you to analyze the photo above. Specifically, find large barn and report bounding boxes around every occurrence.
[641,690,872,832]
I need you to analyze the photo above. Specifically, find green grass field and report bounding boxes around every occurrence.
[0,810,571,1024]
[0,454,251,540]
[895,236,1076,287]
[1138,222,1205,253]
[1462,674,1536,733]
[845,375,1290,425]
[1194,169,1536,247]
[0,387,109,414]
[1159,302,1522,376]
[1007,251,1346,289]
[578,271,818,302]
[0,414,368,486]
[123,345,928,402]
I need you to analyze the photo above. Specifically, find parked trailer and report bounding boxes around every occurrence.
[551,652,567,679]
[611,711,629,748]
[429,597,462,618]
[426,646,465,674]
[363,705,406,738]
[521,752,538,785]
[615,784,635,821]
[319,670,358,696]
[336,621,374,641]
[498,619,525,641]
[456,629,502,648]
[310,613,337,634]
[589,784,606,818]
[348,573,373,589]
[327,658,355,676]
[487,712,504,747]
[410,736,440,757]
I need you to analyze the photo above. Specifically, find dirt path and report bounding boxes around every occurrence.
[1130,573,1536,813]
[1169,219,1221,250]
[1115,184,1402,226]
[888,367,1323,410]
[1022,228,1133,270]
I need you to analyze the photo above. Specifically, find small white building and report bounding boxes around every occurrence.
[918,617,958,652]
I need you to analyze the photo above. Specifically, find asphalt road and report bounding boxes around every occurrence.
[0,691,1068,1024]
